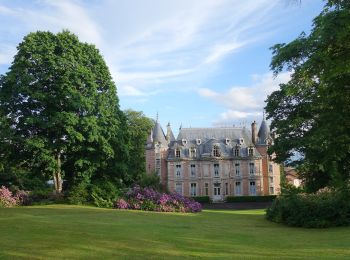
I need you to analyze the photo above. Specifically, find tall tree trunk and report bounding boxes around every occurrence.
[53,152,62,194]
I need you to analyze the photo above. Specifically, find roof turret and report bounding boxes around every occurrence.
[257,112,270,145]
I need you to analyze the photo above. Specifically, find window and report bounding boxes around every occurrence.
[156,158,160,167]
[214,164,219,177]
[234,147,240,157]
[176,164,181,177]
[213,145,220,157]
[250,181,256,195]
[175,149,180,158]
[175,183,182,195]
[190,183,197,196]
[248,147,254,156]
[190,148,196,158]
[235,163,240,176]
[269,176,274,183]
[190,164,196,177]
[249,162,255,175]
[182,139,187,146]
[269,164,273,173]
[235,182,242,195]
[225,138,230,145]
[225,183,228,195]
[196,139,201,145]
[205,183,209,196]
[269,186,274,194]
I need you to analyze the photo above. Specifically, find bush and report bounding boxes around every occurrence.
[91,182,120,208]
[226,195,276,203]
[115,186,202,213]
[266,188,350,228]
[0,186,17,207]
[0,186,30,207]
[67,182,89,205]
[192,196,211,203]
[136,172,163,191]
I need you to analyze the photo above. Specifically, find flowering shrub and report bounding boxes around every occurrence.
[115,186,202,213]
[0,186,30,208]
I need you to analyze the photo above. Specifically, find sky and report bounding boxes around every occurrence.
[0,0,324,135]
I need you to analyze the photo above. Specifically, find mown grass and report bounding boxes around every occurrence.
[0,205,349,259]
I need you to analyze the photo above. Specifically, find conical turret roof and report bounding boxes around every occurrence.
[257,113,270,145]
[152,121,167,146]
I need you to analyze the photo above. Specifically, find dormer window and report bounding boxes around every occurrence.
[190,148,196,158]
[239,138,244,145]
[196,139,201,145]
[248,146,254,156]
[213,145,220,157]
[234,146,240,157]
[225,138,230,145]
[175,149,181,158]
[182,139,187,146]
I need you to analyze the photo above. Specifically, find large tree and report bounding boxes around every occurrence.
[124,109,154,183]
[0,31,129,193]
[266,0,350,192]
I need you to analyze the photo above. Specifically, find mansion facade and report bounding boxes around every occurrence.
[145,117,280,201]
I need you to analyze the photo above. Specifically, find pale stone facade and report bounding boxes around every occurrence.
[145,117,280,201]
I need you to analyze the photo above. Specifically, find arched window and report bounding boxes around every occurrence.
[213,145,220,157]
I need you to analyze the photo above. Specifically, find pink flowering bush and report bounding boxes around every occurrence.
[115,186,202,213]
[0,186,18,208]
[0,186,30,208]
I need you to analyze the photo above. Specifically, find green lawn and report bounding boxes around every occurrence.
[0,205,349,259]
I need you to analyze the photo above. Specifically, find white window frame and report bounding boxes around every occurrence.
[175,182,183,195]
[175,164,182,178]
[190,164,196,177]
[214,163,219,177]
[190,183,197,197]
[235,163,240,176]
[249,181,256,196]
[249,162,255,175]
[235,181,242,196]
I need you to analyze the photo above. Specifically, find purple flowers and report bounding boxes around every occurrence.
[115,186,202,213]
[0,186,29,208]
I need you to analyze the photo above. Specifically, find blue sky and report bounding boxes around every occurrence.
[0,0,324,135]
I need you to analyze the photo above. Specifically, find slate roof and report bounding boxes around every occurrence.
[168,127,261,160]
[257,118,270,144]
[152,122,167,147]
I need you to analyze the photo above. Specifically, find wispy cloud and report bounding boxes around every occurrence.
[197,72,290,124]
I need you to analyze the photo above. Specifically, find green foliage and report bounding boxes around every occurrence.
[191,196,210,203]
[124,109,154,183]
[91,181,120,208]
[266,188,350,228]
[265,0,350,192]
[0,30,129,193]
[136,172,162,191]
[67,182,89,205]
[226,195,276,203]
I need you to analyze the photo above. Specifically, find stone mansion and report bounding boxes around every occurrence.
[145,116,280,201]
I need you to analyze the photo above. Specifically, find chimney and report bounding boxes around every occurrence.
[251,121,257,145]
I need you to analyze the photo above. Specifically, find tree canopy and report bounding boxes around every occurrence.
[0,31,129,193]
[266,0,350,192]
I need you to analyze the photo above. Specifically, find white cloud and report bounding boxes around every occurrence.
[0,44,16,65]
[198,72,290,124]
[0,0,289,101]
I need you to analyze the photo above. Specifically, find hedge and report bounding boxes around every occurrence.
[226,195,276,203]
[192,196,211,203]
